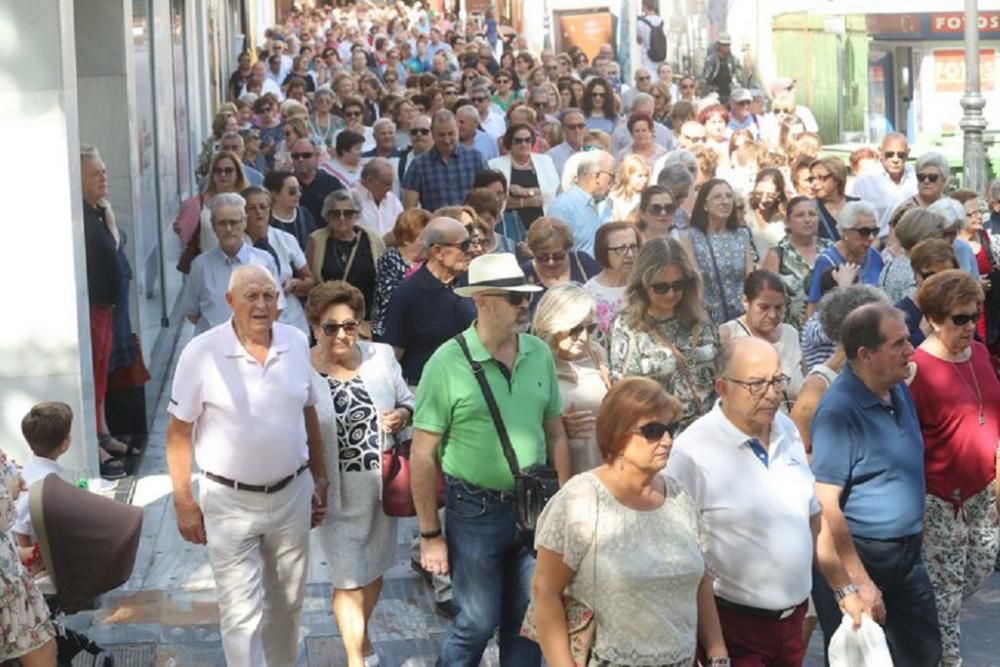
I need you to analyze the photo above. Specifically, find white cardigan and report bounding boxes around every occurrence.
[488,153,561,213]
[310,341,414,514]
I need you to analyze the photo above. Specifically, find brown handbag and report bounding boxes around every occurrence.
[176,229,201,274]
[381,436,445,517]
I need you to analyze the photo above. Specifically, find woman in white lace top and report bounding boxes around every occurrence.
[530,377,729,667]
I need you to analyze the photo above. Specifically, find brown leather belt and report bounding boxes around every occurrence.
[205,464,309,494]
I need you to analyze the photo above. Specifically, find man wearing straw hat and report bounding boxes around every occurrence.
[410,253,571,665]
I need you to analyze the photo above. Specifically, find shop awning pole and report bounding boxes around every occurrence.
[961,0,988,192]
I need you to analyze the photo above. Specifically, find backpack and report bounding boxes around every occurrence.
[640,17,667,63]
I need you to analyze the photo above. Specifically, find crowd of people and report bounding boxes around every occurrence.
[3,0,1000,666]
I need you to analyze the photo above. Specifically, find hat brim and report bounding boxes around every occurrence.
[454,283,543,297]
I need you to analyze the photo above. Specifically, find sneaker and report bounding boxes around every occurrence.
[99,458,127,480]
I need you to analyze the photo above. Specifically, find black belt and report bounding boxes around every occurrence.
[714,596,803,621]
[205,464,309,494]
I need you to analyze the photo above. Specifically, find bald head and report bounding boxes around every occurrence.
[716,337,780,379]
[421,216,466,247]
[227,264,278,294]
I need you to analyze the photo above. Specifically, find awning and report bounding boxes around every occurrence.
[798,1,1000,15]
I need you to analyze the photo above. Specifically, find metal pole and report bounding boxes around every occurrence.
[960,0,987,193]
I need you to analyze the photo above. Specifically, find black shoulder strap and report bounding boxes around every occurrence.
[452,334,521,477]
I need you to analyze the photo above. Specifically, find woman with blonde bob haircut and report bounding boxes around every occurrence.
[530,376,728,666]
[608,237,720,429]
[533,284,610,476]
[609,154,651,221]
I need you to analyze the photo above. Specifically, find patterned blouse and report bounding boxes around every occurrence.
[688,227,751,325]
[608,313,719,429]
[370,248,411,339]
[773,236,834,330]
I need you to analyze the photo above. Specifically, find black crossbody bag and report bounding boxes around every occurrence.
[453,334,559,534]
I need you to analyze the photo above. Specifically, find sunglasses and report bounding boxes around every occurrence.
[951,312,981,326]
[591,92,606,98]
[285,187,300,195]
[437,238,473,252]
[682,135,706,143]
[564,122,586,131]
[328,209,358,219]
[917,172,941,183]
[410,128,430,136]
[512,135,533,144]
[320,320,360,336]
[633,421,681,442]
[852,227,879,238]
[487,291,532,306]
[214,167,236,176]
[291,152,314,160]
[535,251,567,264]
[883,151,908,160]
[650,279,690,294]
[567,322,598,339]
[647,203,676,216]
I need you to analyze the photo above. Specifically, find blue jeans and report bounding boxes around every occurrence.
[438,475,541,667]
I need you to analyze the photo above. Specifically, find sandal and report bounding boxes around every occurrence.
[99,457,126,480]
[99,434,139,457]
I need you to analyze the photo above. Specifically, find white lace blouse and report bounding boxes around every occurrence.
[534,471,705,665]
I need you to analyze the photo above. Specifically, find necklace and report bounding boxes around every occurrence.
[511,156,534,170]
[949,357,986,425]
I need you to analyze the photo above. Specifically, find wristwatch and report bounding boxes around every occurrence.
[420,528,443,539]
[707,657,731,667]
[834,583,859,601]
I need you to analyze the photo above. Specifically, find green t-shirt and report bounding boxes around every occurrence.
[413,324,563,491]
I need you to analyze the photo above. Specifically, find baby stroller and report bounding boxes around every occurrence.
[29,475,144,666]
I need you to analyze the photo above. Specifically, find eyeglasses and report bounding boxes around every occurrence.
[725,374,791,397]
[410,128,430,136]
[246,203,270,212]
[917,172,941,183]
[486,291,532,306]
[883,151,908,160]
[852,227,879,238]
[437,238,473,252]
[512,135,533,144]
[650,279,690,294]
[682,135,706,144]
[773,107,792,114]
[214,167,236,176]
[646,203,676,216]
[285,187,300,195]
[534,251,568,264]
[636,75,651,82]
[327,209,358,219]
[564,122,586,131]
[291,152,314,160]
[951,311,981,326]
[608,243,640,255]
[632,421,681,442]
[320,320,360,336]
[567,322,598,339]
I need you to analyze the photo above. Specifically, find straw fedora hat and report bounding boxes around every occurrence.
[453,253,543,297]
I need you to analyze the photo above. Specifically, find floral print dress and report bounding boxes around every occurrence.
[773,236,833,330]
[608,314,719,429]
[0,455,55,661]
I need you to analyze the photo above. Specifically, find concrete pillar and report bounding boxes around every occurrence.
[0,0,97,473]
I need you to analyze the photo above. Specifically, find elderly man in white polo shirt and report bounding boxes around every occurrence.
[666,337,863,665]
[166,264,327,666]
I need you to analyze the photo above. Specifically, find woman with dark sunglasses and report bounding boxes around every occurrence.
[909,269,1000,667]
[609,237,719,430]
[530,376,727,666]
[520,217,600,312]
[307,280,414,667]
[582,76,619,135]
[806,200,885,315]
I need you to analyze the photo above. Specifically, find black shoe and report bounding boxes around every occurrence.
[411,559,433,585]
[100,458,127,480]
[435,599,459,619]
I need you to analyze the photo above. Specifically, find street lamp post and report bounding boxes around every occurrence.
[960,0,987,193]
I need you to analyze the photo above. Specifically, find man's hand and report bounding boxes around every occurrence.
[838,591,866,629]
[311,477,328,528]
[858,579,886,624]
[175,497,207,544]
[420,535,449,575]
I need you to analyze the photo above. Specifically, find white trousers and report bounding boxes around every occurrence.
[201,470,313,667]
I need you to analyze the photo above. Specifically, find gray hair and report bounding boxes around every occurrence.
[80,144,101,162]
[455,105,480,122]
[221,131,245,145]
[420,216,464,247]
[836,200,878,232]
[657,162,695,195]
[532,283,596,347]
[361,157,393,181]
[208,192,247,219]
[373,118,396,134]
[895,208,945,251]
[661,149,698,177]
[926,198,965,230]
[988,179,1000,202]
[241,185,271,204]
[471,84,490,98]
[431,109,456,129]
[915,151,951,179]
[818,284,890,343]
[576,150,612,179]
[227,263,278,293]
[632,92,654,109]
[559,107,585,124]
[320,189,361,219]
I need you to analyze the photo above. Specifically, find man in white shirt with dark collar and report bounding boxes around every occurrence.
[666,338,864,666]
[848,132,918,238]
[353,158,403,238]
[166,264,327,667]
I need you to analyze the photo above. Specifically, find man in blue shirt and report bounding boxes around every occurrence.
[810,303,941,666]
[546,150,615,256]
[456,105,499,162]
[402,110,487,212]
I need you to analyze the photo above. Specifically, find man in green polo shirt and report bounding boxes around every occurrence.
[411,253,570,666]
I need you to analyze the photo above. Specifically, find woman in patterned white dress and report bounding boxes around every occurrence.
[308,281,413,667]
[529,378,728,666]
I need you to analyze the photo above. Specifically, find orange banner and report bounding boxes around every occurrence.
[933,49,996,92]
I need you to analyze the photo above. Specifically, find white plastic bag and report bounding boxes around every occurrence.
[828,613,894,666]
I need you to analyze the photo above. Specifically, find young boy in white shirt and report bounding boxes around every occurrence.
[13,402,73,549]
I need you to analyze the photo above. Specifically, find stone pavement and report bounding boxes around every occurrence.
[59,326,1000,666]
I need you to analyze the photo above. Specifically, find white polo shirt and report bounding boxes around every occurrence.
[13,456,65,539]
[665,401,819,611]
[168,319,316,485]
